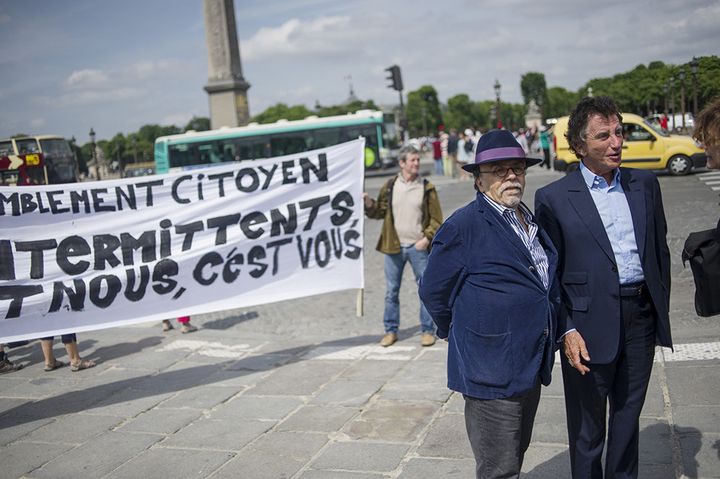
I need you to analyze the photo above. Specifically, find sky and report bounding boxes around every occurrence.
[0,0,719,142]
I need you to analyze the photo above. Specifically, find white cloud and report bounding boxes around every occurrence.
[30,118,46,128]
[66,69,109,87]
[242,16,352,60]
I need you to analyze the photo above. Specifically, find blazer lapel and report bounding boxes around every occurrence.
[620,168,647,260]
[566,171,617,265]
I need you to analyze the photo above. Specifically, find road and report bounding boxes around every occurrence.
[0,163,718,478]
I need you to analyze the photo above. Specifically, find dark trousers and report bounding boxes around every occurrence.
[540,148,551,169]
[464,380,541,479]
[562,289,656,479]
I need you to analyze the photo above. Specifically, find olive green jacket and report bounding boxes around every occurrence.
[365,175,443,254]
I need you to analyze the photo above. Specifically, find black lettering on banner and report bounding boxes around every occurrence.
[115,184,137,210]
[48,190,70,214]
[20,193,37,214]
[258,164,277,190]
[120,231,157,265]
[240,211,267,239]
[265,238,292,275]
[93,235,121,270]
[299,196,330,231]
[89,274,122,308]
[56,235,91,275]
[331,229,343,259]
[196,173,205,201]
[152,258,179,294]
[15,239,58,279]
[35,192,50,213]
[0,240,15,280]
[296,234,312,269]
[134,179,164,206]
[281,160,297,184]
[172,175,192,204]
[207,214,241,245]
[48,279,86,313]
[125,266,150,301]
[194,252,222,285]
[70,190,91,213]
[301,154,328,183]
[208,171,235,198]
[247,245,266,278]
[314,230,331,267]
[0,192,19,216]
[0,285,43,318]
[343,228,362,259]
[235,168,259,193]
[91,188,115,212]
[175,221,205,251]
[159,219,172,258]
[222,248,244,283]
[330,191,354,226]
[270,204,297,237]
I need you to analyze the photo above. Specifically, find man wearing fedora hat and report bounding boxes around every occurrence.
[420,129,560,478]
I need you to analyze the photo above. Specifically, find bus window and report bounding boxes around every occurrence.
[16,139,40,154]
[270,131,312,157]
[313,127,341,149]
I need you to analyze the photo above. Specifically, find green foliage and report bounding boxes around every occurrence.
[520,72,548,112]
[316,100,378,117]
[251,103,313,124]
[545,87,579,118]
[445,94,475,131]
[184,116,211,132]
[406,86,443,136]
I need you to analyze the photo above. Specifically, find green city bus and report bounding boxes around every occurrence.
[154,110,399,174]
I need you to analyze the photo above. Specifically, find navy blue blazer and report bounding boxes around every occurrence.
[419,194,560,400]
[534,168,672,364]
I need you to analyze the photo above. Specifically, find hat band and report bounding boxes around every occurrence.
[475,146,525,163]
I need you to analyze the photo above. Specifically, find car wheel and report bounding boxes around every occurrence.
[667,155,691,176]
[565,162,579,174]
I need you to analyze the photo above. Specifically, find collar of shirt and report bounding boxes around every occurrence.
[396,173,421,185]
[580,162,621,192]
[482,194,533,223]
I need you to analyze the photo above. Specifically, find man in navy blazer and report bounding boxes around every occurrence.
[534,96,672,479]
[420,130,560,479]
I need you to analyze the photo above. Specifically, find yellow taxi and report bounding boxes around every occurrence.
[551,113,707,175]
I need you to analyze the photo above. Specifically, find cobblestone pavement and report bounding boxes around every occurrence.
[1,160,719,478]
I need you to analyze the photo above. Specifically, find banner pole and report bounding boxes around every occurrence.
[356,288,364,317]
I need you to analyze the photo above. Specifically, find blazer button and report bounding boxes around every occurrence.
[612,266,618,272]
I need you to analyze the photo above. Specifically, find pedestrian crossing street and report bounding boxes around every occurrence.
[697,170,720,191]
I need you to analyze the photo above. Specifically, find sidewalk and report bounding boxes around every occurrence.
[1,171,718,478]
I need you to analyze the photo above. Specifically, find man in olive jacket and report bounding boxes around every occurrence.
[363,145,443,347]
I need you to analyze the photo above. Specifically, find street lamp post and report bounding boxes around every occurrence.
[669,75,676,132]
[679,68,686,132]
[89,127,100,181]
[662,84,669,120]
[690,57,699,118]
[494,79,502,129]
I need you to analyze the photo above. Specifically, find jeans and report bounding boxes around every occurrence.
[383,245,435,334]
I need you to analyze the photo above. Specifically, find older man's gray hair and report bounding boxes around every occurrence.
[398,145,419,163]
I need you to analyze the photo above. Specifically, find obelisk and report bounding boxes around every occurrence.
[203,0,250,129]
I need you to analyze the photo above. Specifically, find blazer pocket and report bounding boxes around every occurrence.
[462,329,513,388]
[563,272,587,284]
[569,297,589,312]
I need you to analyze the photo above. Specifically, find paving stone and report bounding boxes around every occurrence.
[161,418,272,451]
[248,361,349,396]
[345,400,438,442]
[27,431,161,479]
[310,379,384,406]
[637,463,675,479]
[130,362,227,392]
[311,441,409,472]
[640,370,666,417]
[671,405,720,433]
[212,431,327,478]
[374,376,452,403]
[85,389,174,417]
[22,414,124,443]
[0,376,80,399]
[277,405,359,432]
[0,441,73,479]
[520,444,570,478]
[208,394,303,420]
[532,396,569,444]
[416,412,472,459]
[299,471,387,479]
[665,364,720,406]
[677,431,720,479]
[0,397,30,416]
[105,448,233,479]
[638,419,672,465]
[204,369,273,389]
[225,353,296,371]
[120,408,202,434]
[397,457,476,478]
[445,392,464,413]
[339,359,405,381]
[0,415,55,447]
[158,385,241,410]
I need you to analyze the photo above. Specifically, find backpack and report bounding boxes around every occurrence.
[463,138,474,153]
[682,222,720,317]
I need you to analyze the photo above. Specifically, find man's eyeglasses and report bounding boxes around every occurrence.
[478,165,527,178]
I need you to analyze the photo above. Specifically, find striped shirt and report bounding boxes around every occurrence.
[483,195,550,289]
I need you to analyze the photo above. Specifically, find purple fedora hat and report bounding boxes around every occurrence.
[462,129,542,172]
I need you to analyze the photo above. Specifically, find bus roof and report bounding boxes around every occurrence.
[156,109,385,145]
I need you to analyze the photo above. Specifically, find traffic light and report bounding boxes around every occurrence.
[385,65,403,91]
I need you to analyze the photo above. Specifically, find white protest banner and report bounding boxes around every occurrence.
[0,139,366,343]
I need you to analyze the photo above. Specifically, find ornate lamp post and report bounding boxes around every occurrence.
[662,84,669,120]
[494,79,502,129]
[89,127,100,181]
[669,75,676,132]
[690,57,699,117]
[678,68,686,131]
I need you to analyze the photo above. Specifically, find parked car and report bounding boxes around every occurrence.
[552,113,707,176]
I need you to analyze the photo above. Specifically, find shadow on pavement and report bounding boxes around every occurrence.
[202,310,259,330]
[0,325,420,429]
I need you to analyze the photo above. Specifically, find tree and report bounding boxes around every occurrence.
[251,103,312,124]
[545,87,579,118]
[520,72,548,115]
[406,85,442,136]
[184,116,211,132]
[445,94,475,131]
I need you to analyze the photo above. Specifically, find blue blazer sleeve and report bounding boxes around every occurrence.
[418,221,466,339]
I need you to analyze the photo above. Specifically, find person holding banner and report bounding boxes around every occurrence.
[162,316,198,334]
[363,145,443,348]
[0,344,24,374]
[419,130,559,478]
[41,334,96,372]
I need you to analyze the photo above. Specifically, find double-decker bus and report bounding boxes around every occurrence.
[153,110,399,174]
[0,135,79,185]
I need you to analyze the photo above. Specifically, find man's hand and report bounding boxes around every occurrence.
[362,192,373,209]
[563,330,591,375]
[414,236,430,251]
